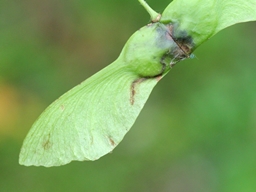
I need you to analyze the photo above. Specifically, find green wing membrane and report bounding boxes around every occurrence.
[19,22,180,167]
[161,0,256,49]
[19,60,158,167]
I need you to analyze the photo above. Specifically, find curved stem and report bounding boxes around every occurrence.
[138,0,161,22]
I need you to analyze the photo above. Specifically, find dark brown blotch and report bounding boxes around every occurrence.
[166,23,194,57]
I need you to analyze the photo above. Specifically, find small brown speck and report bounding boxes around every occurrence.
[130,78,146,105]
[108,137,115,146]
[42,134,52,150]
[156,75,163,81]
[60,105,65,111]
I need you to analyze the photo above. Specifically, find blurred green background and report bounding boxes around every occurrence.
[1,0,256,191]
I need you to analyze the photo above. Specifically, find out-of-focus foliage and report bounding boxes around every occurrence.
[0,0,255,191]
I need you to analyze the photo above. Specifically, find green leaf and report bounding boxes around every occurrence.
[19,23,178,167]
[161,0,256,49]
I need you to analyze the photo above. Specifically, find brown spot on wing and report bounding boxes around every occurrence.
[108,136,115,146]
[130,78,146,105]
[60,104,65,111]
[42,134,52,150]
[156,75,162,82]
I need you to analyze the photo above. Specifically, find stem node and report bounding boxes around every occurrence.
[138,0,161,22]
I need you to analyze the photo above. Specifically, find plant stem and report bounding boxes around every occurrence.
[138,0,161,22]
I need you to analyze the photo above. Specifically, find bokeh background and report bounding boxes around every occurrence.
[1,0,256,191]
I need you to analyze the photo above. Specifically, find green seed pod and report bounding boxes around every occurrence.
[19,0,256,167]
[121,23,177,77]
[19,21,188,167]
